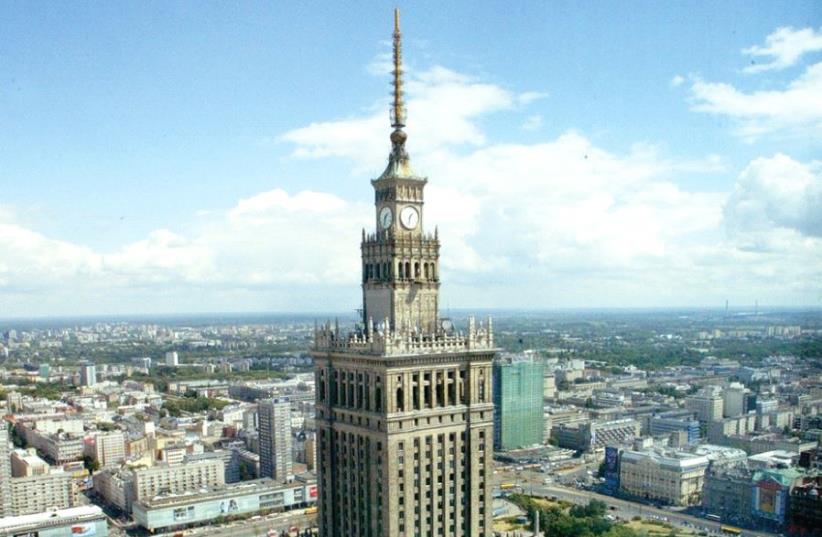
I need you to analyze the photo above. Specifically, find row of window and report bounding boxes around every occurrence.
[363,259,438,283]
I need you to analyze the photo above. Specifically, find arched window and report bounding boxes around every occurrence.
[398,261,404,279]
[405,261,411,279]
[396,387,404,412]
[424,263,429,279]
[375,263,380,280]
[414,262,420,279]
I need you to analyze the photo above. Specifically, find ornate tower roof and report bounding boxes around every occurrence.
[378,8,419,181]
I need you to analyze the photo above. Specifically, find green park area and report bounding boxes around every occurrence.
[503,496,697,537]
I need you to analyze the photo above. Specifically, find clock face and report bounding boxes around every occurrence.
[400,206,419,229]
[379,207,393,229]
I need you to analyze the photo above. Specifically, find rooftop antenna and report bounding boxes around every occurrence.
[388,8,408,160]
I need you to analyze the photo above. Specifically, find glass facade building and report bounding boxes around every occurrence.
[493,355,544,450]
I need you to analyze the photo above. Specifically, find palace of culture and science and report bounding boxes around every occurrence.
[311,9,497,537]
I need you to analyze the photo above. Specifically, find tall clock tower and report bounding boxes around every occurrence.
[362,56,440,333]
[312,10,496,537]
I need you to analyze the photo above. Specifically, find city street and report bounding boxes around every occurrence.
[522,481,777,537]
[189,512,316,537]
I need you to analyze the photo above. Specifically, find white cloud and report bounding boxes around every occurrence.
[670,75,685,87]
[0,189,367,295]
[689,61,822,140]
[724,153,822,240]
[517,91,549,105]
[280,65,543,174]
[743,26,822,73]
[3,64,821,314]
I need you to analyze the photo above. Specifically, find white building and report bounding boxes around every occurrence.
[0,506,107,537]
[10,449,49,477]
[685,386,724,424]
[10,472,78,516]
[165,351,179,367]
[619,448,710,506]
[85,431,126,468]
[94,458,226,514]
[258,398,292,483]
[723,382,748,418]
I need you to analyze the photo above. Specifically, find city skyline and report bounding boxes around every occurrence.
[2,1,821,317]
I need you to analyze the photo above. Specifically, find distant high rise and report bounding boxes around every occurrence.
[311,10,496,537]
[258,398,292,483]
[165,351,179,367]
[0,428,12,517]
[79,362,97,387]
[685,386,724,425]
[724,382,748,418]
[493,354,544,450]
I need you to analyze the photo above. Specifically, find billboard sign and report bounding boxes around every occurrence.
[604,446,620,488]
[752,479,786,521]
[70,524,96,537]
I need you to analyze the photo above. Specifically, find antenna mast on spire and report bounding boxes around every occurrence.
[389,8,408,155]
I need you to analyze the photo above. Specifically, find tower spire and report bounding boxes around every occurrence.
[389,7,408,155]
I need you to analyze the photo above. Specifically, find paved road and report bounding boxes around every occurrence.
[156,511,317,537]
[533,484,776,537]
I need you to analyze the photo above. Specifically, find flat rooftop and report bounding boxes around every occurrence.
[0,506,104,532]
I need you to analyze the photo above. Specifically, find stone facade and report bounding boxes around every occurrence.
[619,448,710,506]
[703,466,754,524]
[311,10,495,537]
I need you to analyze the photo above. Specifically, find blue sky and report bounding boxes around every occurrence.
[1,1,821,316]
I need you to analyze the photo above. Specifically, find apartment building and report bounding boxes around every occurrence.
[10,472,78,516]
[85,432,126,468]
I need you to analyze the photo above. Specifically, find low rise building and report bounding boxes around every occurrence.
[709,415,757,443]
[619,448,710,506]
[749,450,799,470]
[0,506,107,537]
[92,468,134,514]
[132,478,317,531]
[553,418,640,452]
[23,428,85,464]
[751,467,804,529]
[10,448,50,477]
[650,415,700,444]
[690,444,749,468]
[703,466,754,524]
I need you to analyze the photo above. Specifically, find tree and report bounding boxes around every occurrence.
[83,455,100,473]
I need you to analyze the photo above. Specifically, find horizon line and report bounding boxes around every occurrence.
[2,304,821,323]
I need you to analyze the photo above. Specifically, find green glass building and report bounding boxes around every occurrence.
[493,354,545,450]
